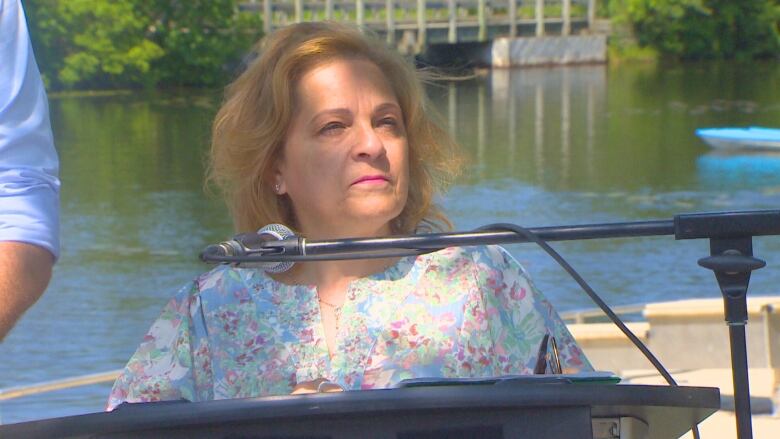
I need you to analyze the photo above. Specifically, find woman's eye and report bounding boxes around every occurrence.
[319,122,345,135]
[378,117,399,129]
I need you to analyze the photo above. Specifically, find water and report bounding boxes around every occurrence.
[1,61,779,424]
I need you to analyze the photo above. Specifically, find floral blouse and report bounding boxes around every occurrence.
[107,245,591,410]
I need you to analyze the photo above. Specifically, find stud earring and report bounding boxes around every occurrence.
[274,183,281,194]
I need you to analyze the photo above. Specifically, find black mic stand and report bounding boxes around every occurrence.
[697,238,765,439]
[677,212,773,439]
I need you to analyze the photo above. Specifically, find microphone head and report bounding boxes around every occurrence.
[200,224,297,273]
[255,224,295,273]
[258,223,295,241]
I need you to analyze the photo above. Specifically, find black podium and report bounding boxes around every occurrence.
[0,384,719,439]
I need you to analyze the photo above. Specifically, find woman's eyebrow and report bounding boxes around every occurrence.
[374,102,402,114]
[307,108,351,126]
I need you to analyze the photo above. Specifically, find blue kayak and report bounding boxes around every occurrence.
[696,127,780,150]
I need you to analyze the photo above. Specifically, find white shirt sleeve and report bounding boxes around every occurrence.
[0,0,60,260]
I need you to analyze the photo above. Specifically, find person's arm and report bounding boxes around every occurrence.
[0,0,61,340]
[0,242,53,340]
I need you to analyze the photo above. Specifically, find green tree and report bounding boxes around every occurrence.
[708,0,780,59]
[622,0,780,59]
[138,0,263,87]
[25,0,263,89]
[26,0,164,89]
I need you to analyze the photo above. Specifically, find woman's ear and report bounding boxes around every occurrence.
[273,177,286,195]
[272,158,287,195]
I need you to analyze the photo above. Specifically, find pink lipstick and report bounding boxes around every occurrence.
[352,175,389,185]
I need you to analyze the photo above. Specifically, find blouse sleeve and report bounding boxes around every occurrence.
[106,281,213,410]
[476,245,593,374]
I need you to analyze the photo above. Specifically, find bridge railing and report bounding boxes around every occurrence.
[241,0,597,47]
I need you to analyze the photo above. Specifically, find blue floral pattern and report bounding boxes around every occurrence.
[108,245,591,409]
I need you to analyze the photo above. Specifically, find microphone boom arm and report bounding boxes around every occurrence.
[201,209,780,264]
[201,219,678,264]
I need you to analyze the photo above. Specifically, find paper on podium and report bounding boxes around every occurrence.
[396,371,621,388]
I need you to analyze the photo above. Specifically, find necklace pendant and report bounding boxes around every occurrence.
[319,299,343,333]
[333,307,342,333]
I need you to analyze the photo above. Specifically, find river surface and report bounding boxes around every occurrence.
[2,61,779,424]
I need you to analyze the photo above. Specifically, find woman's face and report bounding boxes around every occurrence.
[275,58,409,239]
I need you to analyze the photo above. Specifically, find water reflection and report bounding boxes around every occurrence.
[445,65,608,189]
[697,152,780,190]
[439,62,780,193]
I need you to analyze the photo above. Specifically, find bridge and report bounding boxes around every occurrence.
[241,0,604,54]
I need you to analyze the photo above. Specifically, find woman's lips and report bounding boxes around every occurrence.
[352,175,389,185]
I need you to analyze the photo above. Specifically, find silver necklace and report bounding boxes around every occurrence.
[319,298,343,331]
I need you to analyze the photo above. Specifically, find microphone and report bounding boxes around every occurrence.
[201,224,300,273]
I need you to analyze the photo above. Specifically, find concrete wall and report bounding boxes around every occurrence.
[568,323,652,372]
[570,297,780,373]
[643,298,780,371]
[491,35,607,67]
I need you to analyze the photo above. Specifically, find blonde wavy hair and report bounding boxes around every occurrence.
[207,22,462,235]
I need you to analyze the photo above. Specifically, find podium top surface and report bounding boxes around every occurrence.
[1,383,720,439]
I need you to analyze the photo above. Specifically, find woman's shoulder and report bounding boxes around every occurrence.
[418,245,526,280]
[427,244,516,267]
[185,264,275,301]
[194,264,244,290]
[155,265,289,317]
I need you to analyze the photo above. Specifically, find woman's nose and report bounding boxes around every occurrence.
[352,123,386,159]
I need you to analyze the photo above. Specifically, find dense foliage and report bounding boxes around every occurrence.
[25,0,263,89]
[613,0,780,60]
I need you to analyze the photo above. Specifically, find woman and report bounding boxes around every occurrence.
[107,22,591,410]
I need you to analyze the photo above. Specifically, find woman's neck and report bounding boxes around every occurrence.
[273,221,396,287]
[303,257,396,283]
[272,256,399,304]
[298,217,394,241]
